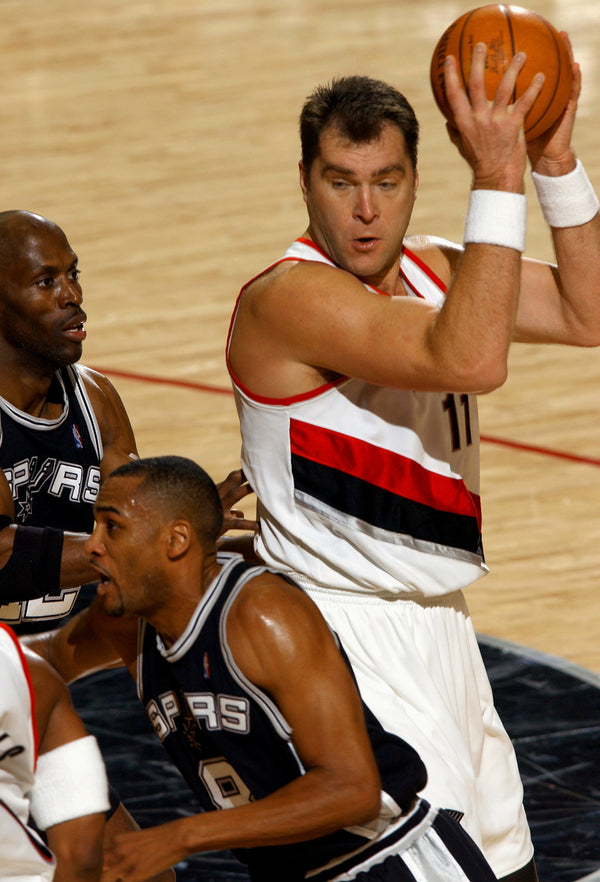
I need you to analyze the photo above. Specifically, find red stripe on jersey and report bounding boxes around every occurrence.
[290,419,481,526]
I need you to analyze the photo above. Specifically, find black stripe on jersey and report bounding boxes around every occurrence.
[291,454,483,557]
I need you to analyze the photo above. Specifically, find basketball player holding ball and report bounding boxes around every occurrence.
[227,16,600,882]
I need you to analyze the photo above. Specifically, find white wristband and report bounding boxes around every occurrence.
[30,735,109,830]
[463,190,527,252]
[531,159,599,228]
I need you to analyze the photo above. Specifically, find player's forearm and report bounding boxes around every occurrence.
[47,815,105,882]
[60,531,97,586]
[526,149,600,345]
[432,244,521,392]
[180,769,379,854]
[0,526,96,604]
[103,770,381,882]
[549,214,600,345]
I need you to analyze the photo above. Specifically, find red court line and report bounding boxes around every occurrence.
[92,366,234,396]
[480,434,600,468]
[93,366,600,468]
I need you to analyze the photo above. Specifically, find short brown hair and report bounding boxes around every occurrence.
[300,75,419,174]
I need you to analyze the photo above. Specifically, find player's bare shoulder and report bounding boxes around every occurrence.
[403,233,463,287]
[226,569,328,685]
[241,251,365,317]
[230,569,310,632]
[75,365,137,470]
[75,364,125,413]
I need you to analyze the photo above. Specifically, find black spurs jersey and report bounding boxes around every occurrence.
[138,553,427,881]
[0,365,102,626]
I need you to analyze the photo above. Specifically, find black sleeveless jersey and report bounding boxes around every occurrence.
[0,365,102,626]
[138,553,427,881]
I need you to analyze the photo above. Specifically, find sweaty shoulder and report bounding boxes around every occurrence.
[403,234,463,288]
[226,571,331,687]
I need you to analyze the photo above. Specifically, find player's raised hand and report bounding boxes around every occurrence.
[444,43,545,191]
[527,33,580,173]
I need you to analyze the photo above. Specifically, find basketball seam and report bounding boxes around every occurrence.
[523,19,563,136]
[458,9,477,100]
[502,6,518,107]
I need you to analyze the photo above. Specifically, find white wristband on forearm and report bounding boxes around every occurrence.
[463,189,527,252]
[531,159,599,228]
[30,735,110,830]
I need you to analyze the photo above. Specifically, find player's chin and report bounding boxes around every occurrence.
[61,343,84,364]
[97,582,125,618]
[104,601,126,619]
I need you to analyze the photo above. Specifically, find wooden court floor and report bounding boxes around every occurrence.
[2,0,600,671]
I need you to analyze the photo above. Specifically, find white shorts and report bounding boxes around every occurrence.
[299,580,534,879]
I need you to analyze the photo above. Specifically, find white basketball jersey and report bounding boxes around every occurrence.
[228,239,488,597]
[0,624,56,881]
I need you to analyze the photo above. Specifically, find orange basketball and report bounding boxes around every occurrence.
[429,4,573,141]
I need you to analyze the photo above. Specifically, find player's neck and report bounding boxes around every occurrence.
[152,556,223,648]
[0,371,61,418]
[0,350,65,416]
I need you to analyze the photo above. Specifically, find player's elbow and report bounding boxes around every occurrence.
[477,361,508,393]
[341,776,383,827]
[568,323,600,348]
[358,786,385,825]
[447,354,508,394]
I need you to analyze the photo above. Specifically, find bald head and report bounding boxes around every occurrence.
[0,211,84,373]
[0,211,67,275]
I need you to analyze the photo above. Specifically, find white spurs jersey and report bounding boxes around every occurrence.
[0,624,55,880]
[228,239,488,597]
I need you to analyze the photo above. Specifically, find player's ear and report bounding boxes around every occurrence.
[299,160,309,202]
[165,520,192,560]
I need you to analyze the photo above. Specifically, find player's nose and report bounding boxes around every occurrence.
[57,277,83,308]
[353,186,378,222]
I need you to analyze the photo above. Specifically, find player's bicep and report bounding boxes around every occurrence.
[258,265,442,389]
[231,582,378,778]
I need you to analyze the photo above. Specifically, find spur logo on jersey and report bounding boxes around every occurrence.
[147,690,250,742]
[3,456,101,521]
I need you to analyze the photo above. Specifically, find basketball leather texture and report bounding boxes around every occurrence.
[430,4,573,140]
